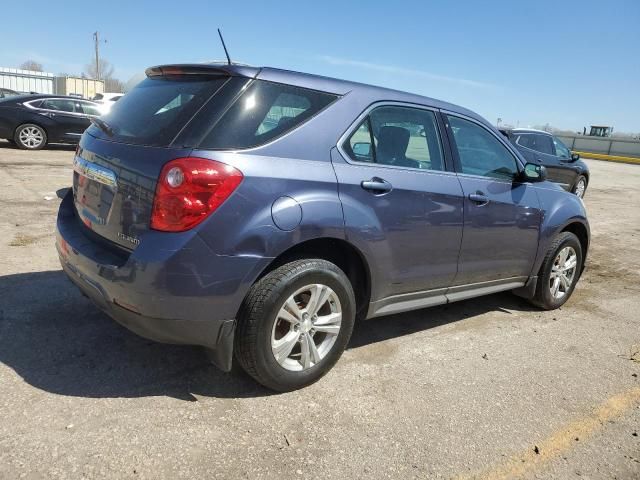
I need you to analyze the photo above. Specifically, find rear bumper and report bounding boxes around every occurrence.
[55,190,269,371]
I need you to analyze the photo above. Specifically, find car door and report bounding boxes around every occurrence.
[444,114,542,290]
[40,98,89,142]
[514,132,570,190]
[551,135,580,188]
[332,104,464,313]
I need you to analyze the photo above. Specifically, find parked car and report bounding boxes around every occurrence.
[0,87,19,98]
[56,63,589,391]
[501,128,589,198]
[92,92,124,114]
[0,94,102,149]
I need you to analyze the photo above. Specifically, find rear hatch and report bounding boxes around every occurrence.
[73,66,251,250]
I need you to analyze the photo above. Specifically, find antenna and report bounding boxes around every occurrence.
[217,28,232,65]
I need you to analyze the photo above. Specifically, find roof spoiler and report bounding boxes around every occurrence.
[145,63,259,78]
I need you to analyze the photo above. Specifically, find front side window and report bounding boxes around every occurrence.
[448,116,519,180]
[553,136,570,158]
[343,105,444,171]
[79,102,102,116]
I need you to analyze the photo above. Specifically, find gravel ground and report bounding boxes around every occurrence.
[0,140,638,479]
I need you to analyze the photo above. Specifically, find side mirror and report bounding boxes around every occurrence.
[571,152,580,162]
[522,162,547,182]
[352,142,372,157]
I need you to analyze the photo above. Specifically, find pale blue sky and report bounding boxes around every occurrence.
[2,0,639,132]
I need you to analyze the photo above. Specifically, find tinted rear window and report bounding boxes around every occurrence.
[198,80,338,149]
[89,75,229,146]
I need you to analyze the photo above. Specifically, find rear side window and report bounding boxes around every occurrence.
[515,133,553,155]
[90,75,229,146]
[42,99,77,113]
[199,80,337,149]
[343,105,444,171]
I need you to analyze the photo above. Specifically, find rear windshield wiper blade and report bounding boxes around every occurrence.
[90,117,114,136]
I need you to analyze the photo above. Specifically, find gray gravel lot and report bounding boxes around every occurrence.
[0,139,639,479]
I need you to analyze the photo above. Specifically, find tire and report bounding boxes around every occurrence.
[14,123,47,150]
[529,232,582,310]
[572,175,587,198]
[235,259,356,392]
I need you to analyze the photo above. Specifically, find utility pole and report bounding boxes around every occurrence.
[93,31,100,80]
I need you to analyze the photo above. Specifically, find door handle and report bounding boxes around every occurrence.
[468,192,489,205]
[361,178,392,194]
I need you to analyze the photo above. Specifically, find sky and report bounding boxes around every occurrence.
[2,0,639,132]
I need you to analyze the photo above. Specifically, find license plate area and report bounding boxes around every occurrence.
[73,156,118,229]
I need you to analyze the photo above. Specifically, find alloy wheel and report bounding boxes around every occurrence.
[18,126,44,148]
[549,246,578,299]
[271,284,342,371]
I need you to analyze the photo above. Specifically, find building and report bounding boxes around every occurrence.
[0,67,105,99]
[0,67,54,94]
[54,76,104,99]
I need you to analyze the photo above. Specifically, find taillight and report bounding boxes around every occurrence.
[150,157,243,232]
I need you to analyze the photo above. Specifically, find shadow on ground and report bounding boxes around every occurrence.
[0,270,537,400]
[0,140,76,151]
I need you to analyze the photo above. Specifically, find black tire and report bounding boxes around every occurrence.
[14,123,47,150]
[235,259,356,392]
[529,232,583,310]
[572,175,587,198]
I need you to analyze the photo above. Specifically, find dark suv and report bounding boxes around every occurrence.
[56,63,589,391]
[501,128,590,198]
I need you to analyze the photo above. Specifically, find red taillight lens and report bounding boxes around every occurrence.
[150,157,243,232]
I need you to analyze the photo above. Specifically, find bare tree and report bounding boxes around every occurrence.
[20,60,44,72]
[104,78,125,93]
[83,58,115,80]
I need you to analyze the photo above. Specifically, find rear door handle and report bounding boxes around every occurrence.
[468,192,489,205]
[361,178,392,194]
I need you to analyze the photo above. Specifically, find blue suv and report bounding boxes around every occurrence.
[56,63,589,391]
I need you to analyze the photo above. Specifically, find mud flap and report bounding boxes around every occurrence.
[512,276,538,299]
[205,319,236,372]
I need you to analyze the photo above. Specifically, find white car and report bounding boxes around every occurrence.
[92,92,124,114]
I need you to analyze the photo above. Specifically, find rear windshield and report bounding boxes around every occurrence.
[89,75,228,146]
[197,80,338,149]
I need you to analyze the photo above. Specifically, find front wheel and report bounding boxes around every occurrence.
[14,124,47,150]
[529,232,583,310]
[572,175,587,198]
[235,259,356,391]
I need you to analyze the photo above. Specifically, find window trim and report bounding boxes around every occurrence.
[336,101,454,173]
[441,111,525,183]
[24,97,97,117]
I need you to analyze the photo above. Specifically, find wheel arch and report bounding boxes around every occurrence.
[561,221,589,272]
[254,237,371,321]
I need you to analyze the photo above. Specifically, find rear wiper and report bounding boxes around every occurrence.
[90,117,114,136]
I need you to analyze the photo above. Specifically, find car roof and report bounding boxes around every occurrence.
[9,94,98,102]
[147,63,488,126]
[510,128,553,135]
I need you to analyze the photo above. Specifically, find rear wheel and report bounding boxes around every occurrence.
[14,124,47,150]
[235,259,356,391]
[572,175,587,198]
[529,232,582,310]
